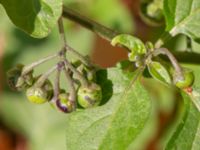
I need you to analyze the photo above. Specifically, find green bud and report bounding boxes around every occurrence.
[26,80,53,104]
[7,64,34,91]
[174,69,194,89]
[77,83,102,108]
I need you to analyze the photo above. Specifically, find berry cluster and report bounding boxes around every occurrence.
[7,46,102,114]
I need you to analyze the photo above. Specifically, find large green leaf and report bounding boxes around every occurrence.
[65,68,151,150]
[164,0,200,41]
[0,0,62,38]
[165,90,200,150]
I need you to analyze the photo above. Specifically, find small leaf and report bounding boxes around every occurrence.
[111,34,146,61]
[164,0,200,41]
[165,90,200,150]
[65,67,151,150]
[147,61,172,85]
[0,0,63,38]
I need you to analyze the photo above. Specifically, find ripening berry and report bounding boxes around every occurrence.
[77,83,102,108]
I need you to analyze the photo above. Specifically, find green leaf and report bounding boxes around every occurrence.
[164,0,200,41]
[165,90,200,150]
[147,61,172,85]
[111,34,146,61]
[65,68,151,150]
[0,0,62,38]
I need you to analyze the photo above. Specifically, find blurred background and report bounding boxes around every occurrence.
[0,0,200,150]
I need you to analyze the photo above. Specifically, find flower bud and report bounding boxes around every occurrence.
[77,83,102,108]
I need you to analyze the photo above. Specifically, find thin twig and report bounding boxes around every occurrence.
[62,6,119,41]
[22,53,58,76]
[53,65,62,99]
[65,45,93,67]
[58,17,67,47]
[34,65,58,87]
[63,58,88,87]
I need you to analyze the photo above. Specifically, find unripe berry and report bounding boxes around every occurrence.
[26,80,53,104]
[174,69,194,89]
[77,83,102,108]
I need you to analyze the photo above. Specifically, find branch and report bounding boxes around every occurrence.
[62,6,119,41]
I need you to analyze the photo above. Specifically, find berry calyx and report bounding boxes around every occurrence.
[77,83,102,108]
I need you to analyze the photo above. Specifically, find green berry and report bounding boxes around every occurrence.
[77,83,102,108]
[26,80,53,104]
[26,87,48,104]
[174,69,194,89]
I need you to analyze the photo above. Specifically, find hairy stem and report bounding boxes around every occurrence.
[62,6,119,41]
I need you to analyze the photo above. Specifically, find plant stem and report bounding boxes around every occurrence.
[21,53,58,76]
[152,48,184,80]
[63,67,76,106]
[34,65,58,87]
[63,58,88,87]
[65,45,93,67]
[57,16,89,87]
[62,6,119,41]
[53,65,62,99]
[58,16,67,47]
